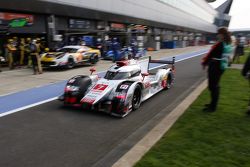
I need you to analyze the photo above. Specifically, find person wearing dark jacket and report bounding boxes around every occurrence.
[202,27,232,112]
[242,54,250,114]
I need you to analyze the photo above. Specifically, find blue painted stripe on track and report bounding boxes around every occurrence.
[0,81,67,114]
[0,49,208,114]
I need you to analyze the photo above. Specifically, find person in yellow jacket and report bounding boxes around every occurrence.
[6,39,17,70]
[19,38,25,65]
[25,38,32,67]
[35,38,43,74]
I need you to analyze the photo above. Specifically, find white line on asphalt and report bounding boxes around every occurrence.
[175,51,208,62]
[150,51,207,70]
[0,97,58,118]
[0,51,208,118]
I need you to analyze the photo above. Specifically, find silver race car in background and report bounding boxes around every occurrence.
[41,45,100,69]
[59,56,175,117]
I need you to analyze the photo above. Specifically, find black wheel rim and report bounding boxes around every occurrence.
[167,77,171,88]
[133,89,141,106]
[68,59,74,68]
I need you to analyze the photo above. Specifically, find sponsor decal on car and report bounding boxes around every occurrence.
[92,84,108,92]
[81,98,95,104]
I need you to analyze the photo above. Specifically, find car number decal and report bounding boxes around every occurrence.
[92,84,108,91]
[120,84,129,90]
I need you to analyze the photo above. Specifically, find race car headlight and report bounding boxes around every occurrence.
[114,92,127,100]
[65,85,80,92]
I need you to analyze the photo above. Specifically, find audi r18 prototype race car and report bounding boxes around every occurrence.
[41,45,100,69]
[59,56,175,117]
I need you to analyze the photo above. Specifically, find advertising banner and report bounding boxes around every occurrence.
[0,12,34,27]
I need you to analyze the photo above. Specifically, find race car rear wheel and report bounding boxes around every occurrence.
[67,58,75,69]
[166,74,172,90]
[163,74,173,90]
[132,85,142,110]
[90,54,99,64]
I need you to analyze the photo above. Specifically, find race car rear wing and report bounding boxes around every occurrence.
[137,56,175,73]
[149,56,175,65]
[148,56,175,72]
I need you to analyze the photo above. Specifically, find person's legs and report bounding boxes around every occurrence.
[207,64,223,111]
[233,47,240,63]
[8,53,13,69]
[20,51,24,65]
[31,54,38,74]
[36,54,43,74]
[210,86,220,110]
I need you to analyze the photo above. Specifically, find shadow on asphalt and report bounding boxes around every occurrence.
[57,103,121,120]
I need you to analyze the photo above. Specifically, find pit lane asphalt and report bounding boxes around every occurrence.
[0,55,206,167]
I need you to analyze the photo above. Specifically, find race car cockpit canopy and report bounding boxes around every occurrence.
[105,61,141,80]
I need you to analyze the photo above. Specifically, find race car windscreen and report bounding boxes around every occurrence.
[58,48,78,53]
[104,71,131,80]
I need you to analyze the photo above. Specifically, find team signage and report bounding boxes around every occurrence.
[110,23,126,31]
[69,19,95,29]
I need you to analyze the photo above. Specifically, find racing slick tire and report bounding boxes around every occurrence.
[166,74,173,90]
[90,54,99,64]
[67,57,75,69]
[132,84,142,111]
[162,73,173,90]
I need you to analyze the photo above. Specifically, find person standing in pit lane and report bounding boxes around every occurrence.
[35,38,43,74]
[202,27,232,112]
[19,38,25,66]
[30,39,42,75]
[233,35,245,63]
[6,39,17,70]
[25,38,32,67]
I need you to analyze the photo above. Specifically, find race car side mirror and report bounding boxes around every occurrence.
[142,72,149,81]
[90,67,96,75]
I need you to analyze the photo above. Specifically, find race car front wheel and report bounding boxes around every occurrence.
[132,85,142,110]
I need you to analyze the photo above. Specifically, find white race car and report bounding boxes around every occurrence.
[59,56,175,117]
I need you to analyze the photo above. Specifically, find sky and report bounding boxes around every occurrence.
[209,0,250,30]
